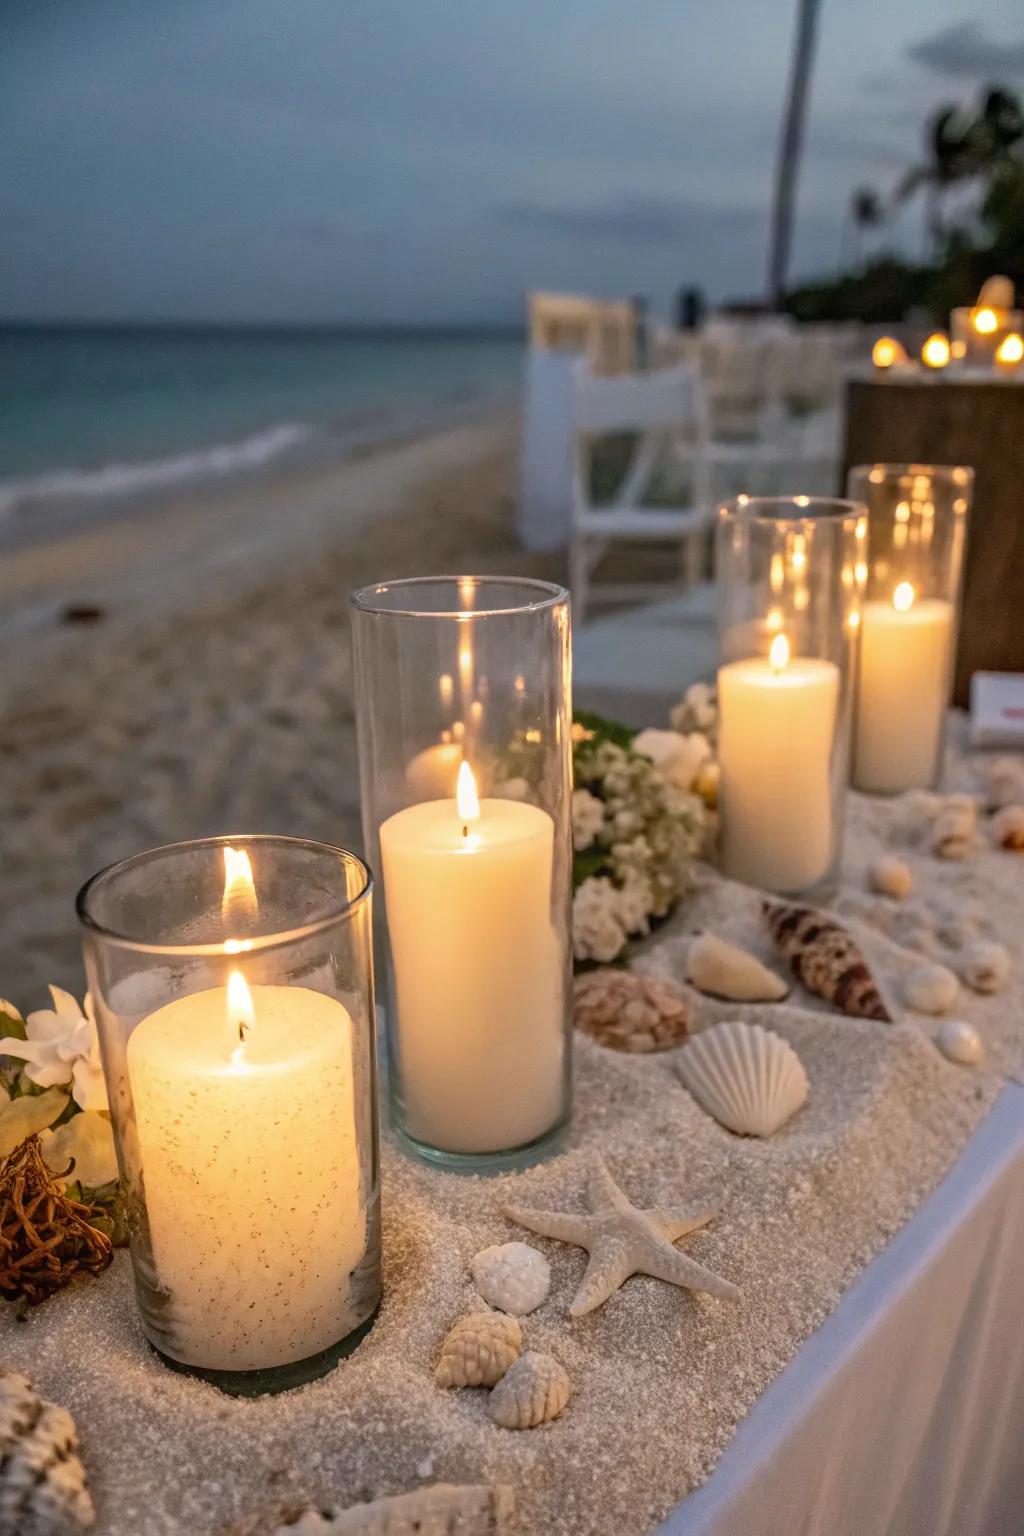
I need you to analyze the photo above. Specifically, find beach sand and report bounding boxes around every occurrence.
[1,408,566,1002]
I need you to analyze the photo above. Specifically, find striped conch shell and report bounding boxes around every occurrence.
[763,902,892,1021]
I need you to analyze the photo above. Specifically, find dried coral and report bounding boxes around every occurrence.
[435,1312,522,1389]
[487,1352,571,1430]
[573,968,691,1052]
[0,1136,113,1304]
[0,1369,95,1535]
[763,902,892,1021]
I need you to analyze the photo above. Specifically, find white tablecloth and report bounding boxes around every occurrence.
[659,1084,1024,1536]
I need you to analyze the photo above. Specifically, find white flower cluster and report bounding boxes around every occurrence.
[670,681,718,741]
[572,734,706,964]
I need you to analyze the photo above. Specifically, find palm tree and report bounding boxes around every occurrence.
[765,0,823,309]
[840,186,883,270]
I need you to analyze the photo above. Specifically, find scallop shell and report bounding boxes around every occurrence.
[676,1020,808,1137]
[958,940,1010,995]
[992,805,1024,850]
[686,933,788,1003]
[435,1311,522,1389]
[487,1351,570,1430]
[869,856,912,901]
[470,1242,550,1316]
[246,1485,515,1535]
[935,1019,982,1066]
[903,962,958,1016]
[764,901,892,1021]
[0,1370,95,1535]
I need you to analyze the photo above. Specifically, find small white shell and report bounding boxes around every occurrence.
[903,962,959,1015]
[935,1019,982,1066]
[487,1351,570,1430]
[686,933,788,1002]
[435,1311,522,1389]
[931,805,975,860]
[958,940,1010,995]
[471,1242,550,1315]
[992,804,1024,850]
[985,758,1024,812]
[869,855,913,900]
[676,1020,808,1137]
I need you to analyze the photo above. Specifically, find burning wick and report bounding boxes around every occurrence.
[227,969,256,1063]
[769,633,790,674]
[456,760,480,841]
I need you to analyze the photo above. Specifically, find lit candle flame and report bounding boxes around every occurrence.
[974,307,998,335]
[221,845,258,929]
[456,760,480,836]
[227,968,255,1062]
[893,581,915,613]
[921,333,950,369]
[769,633,790,673]
[872,337,906,369]
[996,333,1023,366]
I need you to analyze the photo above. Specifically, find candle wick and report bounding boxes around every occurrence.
[238,1021,248,1043]
[462,823,468,840]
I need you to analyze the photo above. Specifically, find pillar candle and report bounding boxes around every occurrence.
[719,638,840,893]
[854,586,954,793]
[127,981,365,1372]
[379,771,564,1154]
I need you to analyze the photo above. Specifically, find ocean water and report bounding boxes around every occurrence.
[0,326,523,513]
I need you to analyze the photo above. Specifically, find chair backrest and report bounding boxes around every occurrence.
[572,360,708,436]
[528,292,636,374]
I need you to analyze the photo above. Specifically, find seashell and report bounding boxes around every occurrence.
[764,902,893,1021]
[958,940,1010,995]
[470,1242,550,1315]
[869,855,913,901]
[247,1484,516,1535]
[903,962,958,1016]
[935,1019,983,1066]
[435,1311,522,1389]
[0,1370,95,1534]
[931,804,975,860]
[686,933,788,1003]
[573,968,691,1052]
[676,1021,808,1137]
[487,1351,570,1430]
[985,758,1024,812]
[992,804,1024,850]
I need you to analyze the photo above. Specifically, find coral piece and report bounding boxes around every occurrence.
[572,969,691,1052]
[239,1485,515,1535]
[676,1021,808,1137]
[992,804,1024,850]
[0,1370,95,1534]
[505,1156,740,1317]
[763,902,892,1021]
[435,1312,522,1389]
[686,933,788,1003]
[931,802,975,859]
[487,1352,570,1431]
[958,940,1010,995]
[935,1020,983,1066]
[470,1242,550,1316]
[903,963,959,1016]
[869,856,913,901]
[0,1136,113,1304]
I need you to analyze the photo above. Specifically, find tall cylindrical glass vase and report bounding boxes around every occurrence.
[78,835,381,1397]
[716,497,864,898]
[352,576,573,1174]
[846,464,972,794]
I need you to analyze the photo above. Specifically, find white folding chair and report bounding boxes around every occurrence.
[570,361,712,622]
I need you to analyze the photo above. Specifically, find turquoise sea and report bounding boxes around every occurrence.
[0,325,523,514]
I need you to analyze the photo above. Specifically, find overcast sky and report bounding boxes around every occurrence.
[2,0,1022,324]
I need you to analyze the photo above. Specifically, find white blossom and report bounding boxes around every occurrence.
[572,878,628,964]
[632,728,711,793]
[670,682,718,736]
[0,986,108,1113]
[614,870,653,936]
[571,788,606,851]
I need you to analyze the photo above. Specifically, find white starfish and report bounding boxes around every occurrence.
[504,1157,741,1317]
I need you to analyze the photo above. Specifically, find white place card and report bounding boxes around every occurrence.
[970,672,1024,747]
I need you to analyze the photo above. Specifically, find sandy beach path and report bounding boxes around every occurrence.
[1,410,564,1002]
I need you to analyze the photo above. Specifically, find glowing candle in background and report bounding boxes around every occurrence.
[872,336,908,370]
[854,581,954,793]
[921,333,951,369]
[995,333,1024,371]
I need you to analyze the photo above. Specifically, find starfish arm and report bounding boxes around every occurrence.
[569,1245,636,1317]
[641,1240,741,1302]
[647,1206,717,1242]
[503,1203,593,1248]
[588,1156,632,1214]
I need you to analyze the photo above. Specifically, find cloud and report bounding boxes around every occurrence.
[906,22,1024,80]
[498,193,761,245]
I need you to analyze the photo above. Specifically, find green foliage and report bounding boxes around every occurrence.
[573,709,634,751]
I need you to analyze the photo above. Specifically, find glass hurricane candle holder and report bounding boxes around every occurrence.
[951,306,1023,368]
[77,835,381,1397]
[846,464,972,795]
[352,576,573,1174]
[715,497,864,898]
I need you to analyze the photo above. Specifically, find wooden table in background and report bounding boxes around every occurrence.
[843,375,1024,705]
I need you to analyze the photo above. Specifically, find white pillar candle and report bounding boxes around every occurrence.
[854,583,954,793]
[127,979,365,1372]
[719,635,840,893]
[379,764,564,1154]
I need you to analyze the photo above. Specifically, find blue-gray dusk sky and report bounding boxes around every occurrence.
[3,0,1022,325]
